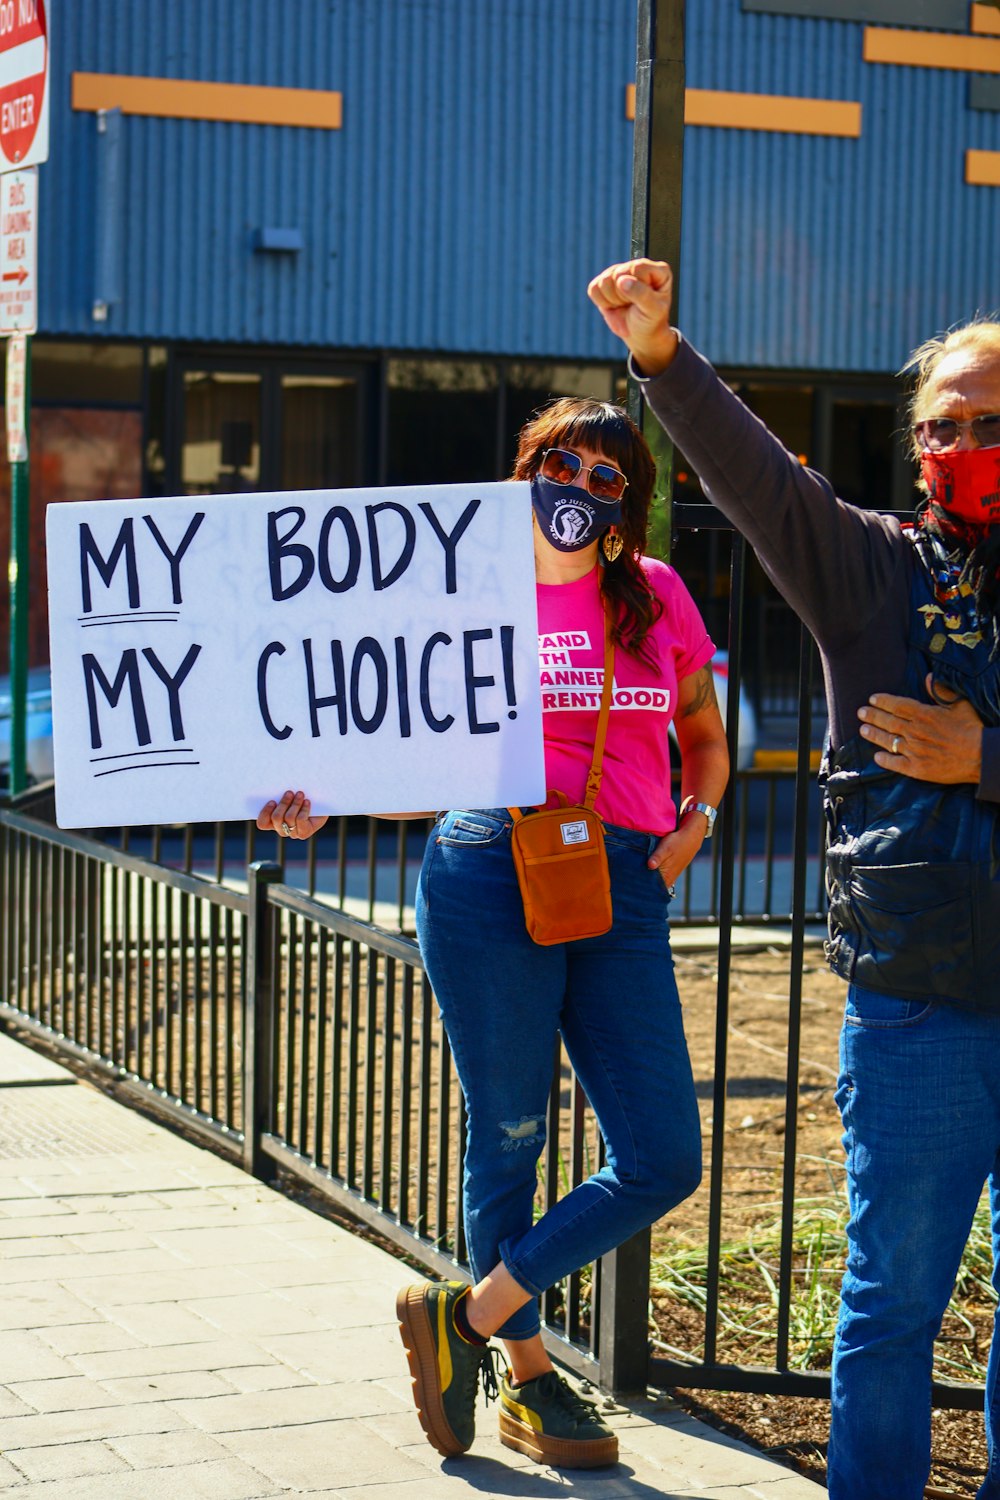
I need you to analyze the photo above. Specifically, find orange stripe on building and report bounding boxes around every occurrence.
[971,4,1000,36]
[967,148,1000,185]
[71,74,342,129]
[863,27,1000,72]
[624,83,861,137]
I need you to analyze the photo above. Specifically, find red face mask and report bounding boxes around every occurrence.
[921,446,1000,527]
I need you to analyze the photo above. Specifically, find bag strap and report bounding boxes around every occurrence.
[583,605,615,810]
[509,603,616,823]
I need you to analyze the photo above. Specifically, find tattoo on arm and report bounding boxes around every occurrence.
[680,665,718,718]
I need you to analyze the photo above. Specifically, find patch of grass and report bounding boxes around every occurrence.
[651,1192,995,1382]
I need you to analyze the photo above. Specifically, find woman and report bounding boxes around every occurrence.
[258,396,729,1469]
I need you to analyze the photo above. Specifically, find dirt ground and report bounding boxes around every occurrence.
[658,945,991,1497]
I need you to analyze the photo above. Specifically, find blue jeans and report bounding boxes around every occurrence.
[829,984,1000,1500]
[416,808,702,1341]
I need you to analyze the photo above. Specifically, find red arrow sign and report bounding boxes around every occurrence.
[2,265,28,285]
[0,0,47,169]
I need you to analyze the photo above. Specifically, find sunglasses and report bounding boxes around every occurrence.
[538,447,628,503]
[913,415,1000,452]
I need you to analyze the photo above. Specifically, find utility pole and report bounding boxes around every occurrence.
[598,0,687,1396]
[628,0,685,547]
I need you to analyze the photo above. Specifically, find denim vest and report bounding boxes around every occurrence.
[822,528,1000,1009]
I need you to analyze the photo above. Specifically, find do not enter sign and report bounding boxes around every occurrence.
[0,0,47,172]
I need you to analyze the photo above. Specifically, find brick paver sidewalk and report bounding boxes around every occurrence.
[0,1028,823,1498]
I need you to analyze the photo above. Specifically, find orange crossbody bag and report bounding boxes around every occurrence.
[507,609,615,946]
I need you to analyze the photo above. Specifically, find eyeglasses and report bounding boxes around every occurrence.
[538,447,628,503]
[913,415,1000,452]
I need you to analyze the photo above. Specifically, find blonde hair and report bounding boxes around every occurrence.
[904,319,1000,455]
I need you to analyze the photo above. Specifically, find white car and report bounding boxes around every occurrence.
[0,667,54,788]
[668,650,757,773]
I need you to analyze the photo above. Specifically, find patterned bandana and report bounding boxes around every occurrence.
[920,446,1000,528]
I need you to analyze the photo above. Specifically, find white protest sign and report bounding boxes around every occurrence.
[46,482,546,828]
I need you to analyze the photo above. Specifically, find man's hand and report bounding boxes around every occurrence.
[587,259,679,376]
[857,674,983,784]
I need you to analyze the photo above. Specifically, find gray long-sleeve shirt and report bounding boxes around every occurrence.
[642,336,1000,803]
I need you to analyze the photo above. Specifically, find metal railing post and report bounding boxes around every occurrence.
[598,1226,652,1394]
[243,859,281,1179]
[630,0,686,553]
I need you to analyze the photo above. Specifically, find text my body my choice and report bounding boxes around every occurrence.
[77,495,522,752]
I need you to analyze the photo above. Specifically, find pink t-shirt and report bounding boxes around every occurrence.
[536,559,715,835]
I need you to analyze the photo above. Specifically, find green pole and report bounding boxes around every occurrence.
[8,335,31,796]
[629,0,685,561]
[597,9,688,1392]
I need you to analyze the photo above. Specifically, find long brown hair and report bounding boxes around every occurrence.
[513,397,660,659]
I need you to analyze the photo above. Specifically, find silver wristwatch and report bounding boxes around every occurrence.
[680,796,718,838]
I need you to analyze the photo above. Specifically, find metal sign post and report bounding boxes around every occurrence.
[0,0,47,798]
[595,0,688,1398]
[2,163,40,795]
[629,0,686,542]
[6,330,30,793]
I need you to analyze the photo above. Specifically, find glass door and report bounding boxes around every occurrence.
[166,355,372,496]
[280,373,361,490]
[180,368,262,495]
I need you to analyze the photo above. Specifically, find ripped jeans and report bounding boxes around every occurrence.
[416,808,702,1341]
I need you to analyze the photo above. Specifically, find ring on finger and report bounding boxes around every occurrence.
[281,821,293,837]
[891,735,901,756]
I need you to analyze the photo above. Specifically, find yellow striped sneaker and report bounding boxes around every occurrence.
[498,1368,619,1468]
[396,1281,500,1457]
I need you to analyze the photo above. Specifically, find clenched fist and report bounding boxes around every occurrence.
[587,259,679,376]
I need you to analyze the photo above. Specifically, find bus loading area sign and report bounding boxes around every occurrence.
[0,165,36,333]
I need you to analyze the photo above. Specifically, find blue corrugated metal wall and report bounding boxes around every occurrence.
[683,0,1000,370]
[38,0,1000,371]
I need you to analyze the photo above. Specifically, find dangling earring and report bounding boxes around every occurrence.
[602,526,623,563]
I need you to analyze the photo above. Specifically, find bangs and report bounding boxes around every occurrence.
[546,406,636,475]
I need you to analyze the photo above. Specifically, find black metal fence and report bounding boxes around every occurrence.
[0,526,982,1412]
[84,767,828,938]
[0,805,615,1383]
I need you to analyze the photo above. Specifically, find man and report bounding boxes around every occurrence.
[588,257,1000,1500]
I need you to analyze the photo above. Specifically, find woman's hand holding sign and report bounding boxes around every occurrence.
[257,790,328,840]
[257,792,433,835]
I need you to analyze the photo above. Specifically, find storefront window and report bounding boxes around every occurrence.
[387,360,499,484]
[0,408,142,666]
[181,370,261,494]
[282,374,360,490]
[0,340,144,667]
[828,397,898,511]
[145,345,168,496]
[32,340,143,405]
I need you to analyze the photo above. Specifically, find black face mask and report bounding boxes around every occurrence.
[530,474,623,553]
